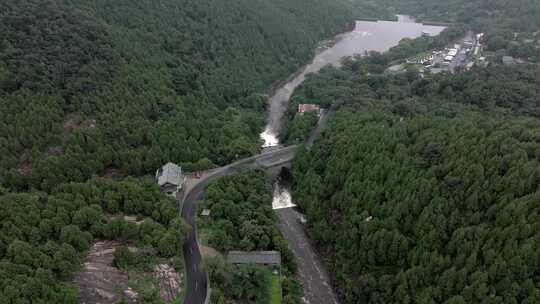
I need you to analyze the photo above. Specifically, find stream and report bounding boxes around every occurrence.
[262,16,446,303]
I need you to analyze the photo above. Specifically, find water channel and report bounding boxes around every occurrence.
[263,16,446,303]
[266,17,445,208]
[261,16,446,150]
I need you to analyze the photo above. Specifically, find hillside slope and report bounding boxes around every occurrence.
[0,0,356,191]
[290,35,540,303]
[294,107,540,304]
[0,0,358,302]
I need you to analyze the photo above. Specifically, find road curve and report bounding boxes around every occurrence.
[180,106,335,304]
[180,146,298,304]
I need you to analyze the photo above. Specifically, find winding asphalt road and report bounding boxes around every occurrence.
[180,146,298,304]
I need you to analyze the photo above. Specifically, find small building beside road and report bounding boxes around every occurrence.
[298,104,321,116]
[502,56,516,65]
[156,162,184,196]
[227,251,282,302]
[227,251,281,266]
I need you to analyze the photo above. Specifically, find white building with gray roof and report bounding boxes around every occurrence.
[156,162,184,196]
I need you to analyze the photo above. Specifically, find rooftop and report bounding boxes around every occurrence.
[156,162,183,187]
[227,251,281,266]
[298,104,320,114]
[502,56,516,65]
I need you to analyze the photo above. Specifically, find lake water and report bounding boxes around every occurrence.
[260,17,446,148]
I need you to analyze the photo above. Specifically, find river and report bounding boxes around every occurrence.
[263,16,446,303]
[260,17,446,148]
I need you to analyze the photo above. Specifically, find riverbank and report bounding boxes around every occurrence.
[262,15,447,304]
[265,20,357,99]
[260,16,447,147]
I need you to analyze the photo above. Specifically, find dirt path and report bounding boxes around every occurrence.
[275,208,339,304]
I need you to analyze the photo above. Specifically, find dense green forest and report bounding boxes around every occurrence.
[294,107,540,303]
[0,0,357,191]
[0,0,359,302]
[288,21,540,302]
[0,177,186,302]
[291,63,540,118]
[6,0,540,302]
[200,171,301,304]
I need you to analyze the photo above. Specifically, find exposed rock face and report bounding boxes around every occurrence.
[153,263,182,303]
[74,240,183,304]
[73,241,139,304]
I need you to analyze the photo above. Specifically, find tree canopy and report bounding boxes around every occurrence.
[0,0,358,191]
[0,177,186,302]
[202,171,302,304]
[0,1,358,302]
[294,107,540,303]
[288,23,540,303]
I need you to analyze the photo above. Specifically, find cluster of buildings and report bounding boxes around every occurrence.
[441,33,484,65]
[405,42,473,69]
[406,54,434,65]
[388,31,490,74]
[423,32,485,73]
[443,44,461,63]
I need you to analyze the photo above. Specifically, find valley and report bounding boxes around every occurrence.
[2,1,540,304]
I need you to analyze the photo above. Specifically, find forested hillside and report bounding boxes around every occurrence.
[1,0,357,191]
[294,107,540,304]
[0,177,186,302]
[289,31,540,302]
[0,0,358,302]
